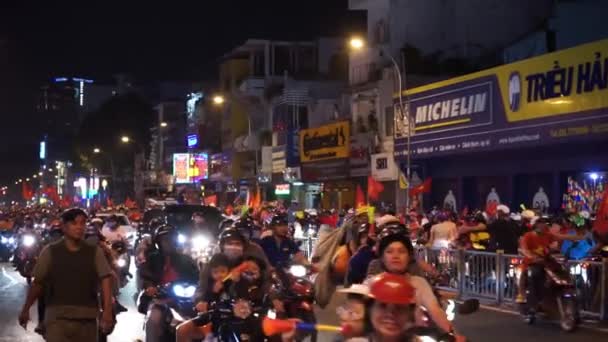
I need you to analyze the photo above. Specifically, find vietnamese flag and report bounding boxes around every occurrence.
[21,182,34,200]
[594,188,608,235]
[367,176,384,201]
[409,178,432,197]
[355,185,365,208]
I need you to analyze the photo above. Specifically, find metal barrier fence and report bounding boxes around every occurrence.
[295,236,317,261]
[417,247,608,320]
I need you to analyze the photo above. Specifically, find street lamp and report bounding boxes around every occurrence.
[121,136,130,143]
[26,178,30,182]
[213,95,225,105]
[93,148,101,154]
[18,179,22,183]
[38,172,43,176]
[349,36,412,209]
[33,175,37,179]
[160,122,168,128]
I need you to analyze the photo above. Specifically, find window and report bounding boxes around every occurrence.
[385,106,394,137]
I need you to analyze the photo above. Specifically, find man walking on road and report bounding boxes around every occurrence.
[18,208,115,342]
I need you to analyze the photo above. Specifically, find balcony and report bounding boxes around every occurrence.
[350,62,382,86]
[238,77,265,98]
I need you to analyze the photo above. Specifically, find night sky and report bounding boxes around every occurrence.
[0,1,364,186]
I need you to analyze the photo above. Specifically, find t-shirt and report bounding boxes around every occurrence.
[520,229,555,263]
[33,241,113,320]
[161,258,179,284]
[259,236,300,267]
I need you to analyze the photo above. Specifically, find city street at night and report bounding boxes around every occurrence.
[1,1,608,341]
[2,261,607,342]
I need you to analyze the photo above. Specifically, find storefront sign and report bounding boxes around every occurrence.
[286,130,300,167]
[187,134,198,148]
[300,121,350,163]
[275,184,290,195]
[395,39,608,159]
[350,133,371,177]
[301,159,350,182]
[261,147,273,174]
[371,153,398,181]
[272,146,287,173]
[173,153,190,184]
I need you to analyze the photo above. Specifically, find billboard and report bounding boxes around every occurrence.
[173,154,190,184]
[188,153,209,182]
[299,121,350,163]
[394,39,608,158]
[173,153,209,184]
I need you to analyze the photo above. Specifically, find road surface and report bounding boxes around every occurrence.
[0,262,606,341]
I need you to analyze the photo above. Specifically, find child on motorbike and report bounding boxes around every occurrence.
[196,253,231,313]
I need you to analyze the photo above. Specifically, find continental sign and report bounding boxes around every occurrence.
[395,39,608,158]
[299,121,350,163]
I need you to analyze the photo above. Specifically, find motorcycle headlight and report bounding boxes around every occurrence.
[177,234,187,244]
[191,235,210,250]
[289,265,307,278]
[116,258,127,268]
[1,237,7,244]
[23,235,35,247]
[173,284,196,298]
[8,237,15,244]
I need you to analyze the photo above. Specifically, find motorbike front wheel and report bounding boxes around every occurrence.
[557,296,577,332]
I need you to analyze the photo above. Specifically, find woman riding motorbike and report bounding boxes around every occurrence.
[364,222,458,337]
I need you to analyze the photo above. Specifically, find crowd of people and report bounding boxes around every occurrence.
[0,197,606,341]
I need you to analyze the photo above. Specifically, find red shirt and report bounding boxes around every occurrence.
[161,257,179,284]
[520,229,555,264]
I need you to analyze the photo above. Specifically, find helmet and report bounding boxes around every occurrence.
[368,273,416,305]
[219,227,246,247]
[496,205,510,215]
[61,208,88,223]
[357,222,370,236]
[378,230,415,260]
[269,213,288,227]
[232,218,257,240]
[377,221,408,240]
[90,218,104,225]
[153,224,177,248]
[219,218,235,232]
[521,210,536,221]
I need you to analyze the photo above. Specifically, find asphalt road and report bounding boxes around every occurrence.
[0,262,606,341]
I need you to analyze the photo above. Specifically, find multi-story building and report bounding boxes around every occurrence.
[347,0,557,212]
[208,38,348,206]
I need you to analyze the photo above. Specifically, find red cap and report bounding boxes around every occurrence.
[368,273,416,305]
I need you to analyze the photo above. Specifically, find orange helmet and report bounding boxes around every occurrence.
[368,273,416,305]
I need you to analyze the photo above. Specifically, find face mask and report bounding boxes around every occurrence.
[223,245,244,260]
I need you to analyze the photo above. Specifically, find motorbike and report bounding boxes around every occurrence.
[423,275,479,326]
[111,240,132,288]
[0,231,17,262]
[15,232,40,284]
[519,255,579,332]
[138,281,199,342]
[194,298,267,342]
[270,264,317,342]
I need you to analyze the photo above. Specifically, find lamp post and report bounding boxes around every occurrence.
[349,37,412,209]
[120,136,146,207]
[212,94,257,175]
